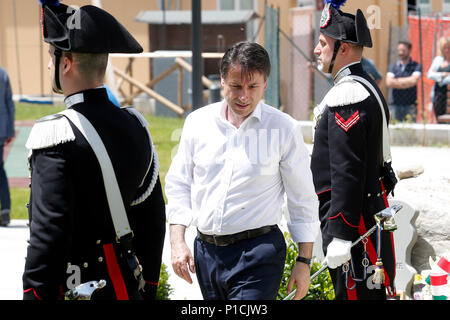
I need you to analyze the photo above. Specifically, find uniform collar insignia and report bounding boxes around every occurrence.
[333,61,360,83]
[65,93,84,109]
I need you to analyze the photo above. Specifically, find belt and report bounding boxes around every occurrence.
[197,225,278,247]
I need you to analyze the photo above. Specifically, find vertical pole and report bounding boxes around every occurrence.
[418,8,425,121]
[192,0,203,110]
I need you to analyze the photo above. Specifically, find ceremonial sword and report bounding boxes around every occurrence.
[65,279,107,300]
[283,204,403,300]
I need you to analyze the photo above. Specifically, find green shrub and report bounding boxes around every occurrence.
[277,232,335,300]
[156,263,174,300]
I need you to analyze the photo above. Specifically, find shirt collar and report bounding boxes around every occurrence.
[397,57,412,67]
[219,100,263,124]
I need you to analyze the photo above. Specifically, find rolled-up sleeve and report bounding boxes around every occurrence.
[280,122,320,243]
[165,115,195,227]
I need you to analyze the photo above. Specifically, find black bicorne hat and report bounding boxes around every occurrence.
[40,1,143,53]
[319,1,372,48]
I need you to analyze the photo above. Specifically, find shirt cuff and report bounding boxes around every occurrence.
[167,205,193,227]
[287,220,320,243]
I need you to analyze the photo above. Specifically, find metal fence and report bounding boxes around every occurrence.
[260,5,450,124]
[264,2,280,109]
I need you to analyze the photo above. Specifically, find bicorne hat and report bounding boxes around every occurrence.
[319,0,372,74]
[40,0,143,54]
[39,0,143,92]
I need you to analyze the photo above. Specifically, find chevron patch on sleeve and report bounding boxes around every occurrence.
[335,111,360,132]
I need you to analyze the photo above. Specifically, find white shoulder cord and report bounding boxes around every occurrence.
[60,109,132,240]
[348,75,392,164]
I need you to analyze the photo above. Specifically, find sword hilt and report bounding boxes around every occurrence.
[65,279,107,300]
[283,204,403,300]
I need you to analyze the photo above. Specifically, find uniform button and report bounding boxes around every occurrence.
[83,262,88,268]
[367,193,371,197]
[98,257,104,263]
[96,240,101,245]
[377,193,380,197]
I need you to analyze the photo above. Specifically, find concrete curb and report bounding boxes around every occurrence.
[299,121,450,146]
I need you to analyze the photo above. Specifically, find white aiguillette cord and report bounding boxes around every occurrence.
[60,109,132,240]
[348,75,392,164]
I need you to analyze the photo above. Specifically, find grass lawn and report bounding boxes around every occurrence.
[10,102,185,220]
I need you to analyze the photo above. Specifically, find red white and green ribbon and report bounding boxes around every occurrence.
[426,256,450,300]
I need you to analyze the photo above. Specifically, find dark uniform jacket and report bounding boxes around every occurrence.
[311,63,396,296]
[22,88,166,300]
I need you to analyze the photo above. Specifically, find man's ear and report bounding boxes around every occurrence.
[61,53,73,76]
[339,42,349,56]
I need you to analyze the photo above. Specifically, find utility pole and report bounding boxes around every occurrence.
[191,0,203,110]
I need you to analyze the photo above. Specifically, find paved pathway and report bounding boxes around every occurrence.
[4,122,33,188]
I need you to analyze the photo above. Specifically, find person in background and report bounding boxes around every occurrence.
[0,66,15,227]
[361,56,382,85]
[427,36,450,122]
[386,41,422,122]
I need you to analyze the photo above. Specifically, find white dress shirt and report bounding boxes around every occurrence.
[165,100,319,243]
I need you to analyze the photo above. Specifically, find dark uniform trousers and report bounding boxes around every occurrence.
[22,88,166,300]
[311,63,396,300]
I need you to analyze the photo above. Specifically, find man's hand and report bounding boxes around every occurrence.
[170,224,195,284]
[287,242,313,300]
[287,262,311,300]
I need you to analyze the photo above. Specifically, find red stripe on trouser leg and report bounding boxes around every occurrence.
[103,243,129,300]
[380,179,396,293]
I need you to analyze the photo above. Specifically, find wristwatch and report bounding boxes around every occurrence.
[296,256,311,266]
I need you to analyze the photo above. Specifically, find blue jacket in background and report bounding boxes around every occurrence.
[0,67,15,138]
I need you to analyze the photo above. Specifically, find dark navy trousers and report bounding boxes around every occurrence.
[194,226,286,300]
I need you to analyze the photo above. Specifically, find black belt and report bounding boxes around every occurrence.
[197,225,278,247]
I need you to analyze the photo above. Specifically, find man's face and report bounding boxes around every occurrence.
[442,44,450,59]
[314,34,335,73]
[397,44,410,61]
[221,64,268,119]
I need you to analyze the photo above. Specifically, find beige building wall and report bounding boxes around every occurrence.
[343,0,408,96]
[0,0,158,97]
[1,0,437,100]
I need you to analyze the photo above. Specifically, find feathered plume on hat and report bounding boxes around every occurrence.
[39,0,60,5]
[324,0,347,10]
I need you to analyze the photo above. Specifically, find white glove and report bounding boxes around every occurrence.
[324,238,352,269]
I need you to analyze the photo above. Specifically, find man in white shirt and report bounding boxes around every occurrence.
[165,41,319,300]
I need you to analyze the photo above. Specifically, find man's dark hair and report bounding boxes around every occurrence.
[220,41,271,80]
[398,40,412,50]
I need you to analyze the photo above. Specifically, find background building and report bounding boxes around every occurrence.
[1,0,448,121]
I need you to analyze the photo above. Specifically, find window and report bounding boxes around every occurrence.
[218,0,256,11]
[417,0,431,14]
[217,0,259,40]
[443,0,450,13]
